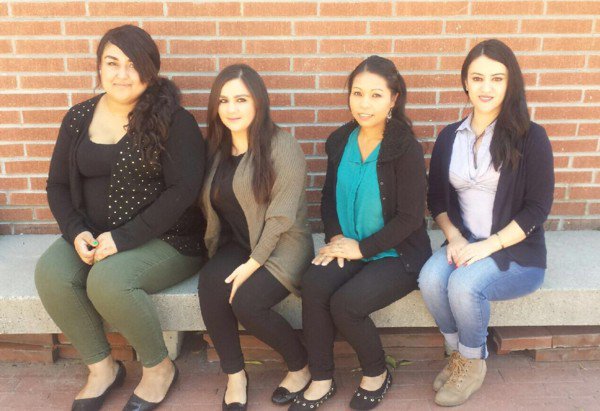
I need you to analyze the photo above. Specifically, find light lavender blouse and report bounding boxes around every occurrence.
[449,114,500,239]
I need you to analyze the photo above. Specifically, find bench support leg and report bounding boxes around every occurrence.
[163,331,184,361]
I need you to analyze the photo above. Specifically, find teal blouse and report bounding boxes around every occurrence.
[336,127,399,261]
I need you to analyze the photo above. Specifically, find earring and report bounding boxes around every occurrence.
[386,109,392,121]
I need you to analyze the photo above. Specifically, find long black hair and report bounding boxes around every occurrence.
[96,25,181,164]
[461,39,530,170]
[206,64,277,204]
[346,55,414,135]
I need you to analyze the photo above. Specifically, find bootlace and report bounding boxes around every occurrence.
[446,352,460,373]
[447,355,469,386]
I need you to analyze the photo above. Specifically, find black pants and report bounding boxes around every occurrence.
[198,242,307,374]
[301,257,417,380]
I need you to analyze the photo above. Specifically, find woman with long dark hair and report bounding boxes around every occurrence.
[294,56,432,410]
[35,25,206,411]
[197,64,313,410]
[419,39,554,407]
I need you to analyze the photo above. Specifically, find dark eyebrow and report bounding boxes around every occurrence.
[471,72,506,76]
[219,94,250,99]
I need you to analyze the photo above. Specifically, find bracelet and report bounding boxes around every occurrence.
[494,233,505,249]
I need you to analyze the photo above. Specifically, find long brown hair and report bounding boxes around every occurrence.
[461,39,530,170]
[96,25,181,165]
[206,64,277,204]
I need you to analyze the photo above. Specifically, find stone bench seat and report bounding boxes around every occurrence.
[1,231,600,337]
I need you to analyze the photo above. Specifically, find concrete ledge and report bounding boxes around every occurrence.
[2,231,600,335]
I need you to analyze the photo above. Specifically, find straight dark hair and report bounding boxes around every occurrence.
[96,25,181,165]
[346,55,415,136]
[206,64,277,204]
[461,39,530,171]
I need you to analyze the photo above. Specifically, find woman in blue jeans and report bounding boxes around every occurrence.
[419,39,554,407]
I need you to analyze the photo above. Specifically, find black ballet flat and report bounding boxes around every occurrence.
[222,370,249,411]
[71,360,126,411]
[288,380,336,410]
[122,363,179,411]
[271,379,311,405]
[349,369,393,410]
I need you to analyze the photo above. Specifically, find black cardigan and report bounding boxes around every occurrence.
[46,94,207,256]
[321,119,432,274]
[427,119,554,270]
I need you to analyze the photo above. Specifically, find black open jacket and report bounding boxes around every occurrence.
[427,119,554,270]
[321,119,432,274]
[46,94,207,256]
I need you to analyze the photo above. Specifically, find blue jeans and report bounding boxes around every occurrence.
[418,245,545,359]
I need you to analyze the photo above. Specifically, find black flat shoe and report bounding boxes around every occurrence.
[122,363,179,411]
[71,360,126,411]
[288,380,336,410]
[271,379,311,405]
[349,370,393,410]
[222,370,249,411]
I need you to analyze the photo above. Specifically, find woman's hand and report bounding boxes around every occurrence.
[93,232,118,263]
[73,231,98,265]
[313,236,363,267]
[446,234,469,265]
[312,235,345,267]
[225,258,260,304]
[455,236,502,267]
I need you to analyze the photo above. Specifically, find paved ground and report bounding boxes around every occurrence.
[1,340,599,411]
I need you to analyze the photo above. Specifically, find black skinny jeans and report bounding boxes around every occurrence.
[198,242,307,374]
[301,257,417,380]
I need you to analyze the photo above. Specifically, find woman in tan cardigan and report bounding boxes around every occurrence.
[197,64,314,410]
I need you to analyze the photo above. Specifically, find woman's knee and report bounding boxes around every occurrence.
[330,289,362,322]
[230,287,264,323]
[447,270,482,303]
[418,254,452,295]
[35,244,84,296]
[300,267,333,303]
[86,262,132,307]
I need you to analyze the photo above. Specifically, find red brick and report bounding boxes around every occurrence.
[22,110,64,124]
[547,1,600,14]
[319,75,349,90]
[246,40,317,55]
[527,89,582,103]
[320,39,392,54]
[551,140,597,153]
[384,346,445,361]
[532,347,600,362]
[0,128,57,142]
[0,75,17,88]
[547,326,600,348]
[472,37,542,52]
[472,1,543,14]
[555,171,594,184]
[551,202,587,215]
[561,219,600,229]
[520,55,586,70]
[220,21,290,36]
[262,75,315,90]
[535,107,600,121]
[57,344,135,361]
[0,342,57,363]
[583,90,600,103]
[414,125,436,139]
[295,57,363,73]
[0,58,64,72]
[13,223,59,234]
[21,75,92,90]
[34,207,54,221]
[0,3,6,15]
[554,156,570,168]
[0,178,28,190]
[272,109,314,124]
[9,193,48,206]
[12,2,85,16]
[394,1,468,16]
[30,177,48,191]
[540,72,600,86]
[269,93,291,107]
[295,21,367,36]
[543,123,577,137]
[395,38,466,53]
[570,186,600,199]
[407,108,458,123]
[64,20,138,35]
[171,40,242,55]
[589,203,600,214]
[66,58,96,72]
[379,328,444,348]
[0,144,25,157]
[142,21,215,36]
[317,109,350,123]
[16,40,88,54]
[295,125,337,140]
[320,2,392,16]
[4,160,49,174]
[0,224,11,234]
[0,39,12,53]
[306,158,327,173]
[521,19,593,34]
[295,93,346,107]
[0,21,61,35]
[219,57,289,72]
[573,156,600,168]
[387,56,439,71]
[0,111,20,124]
[0,93,68,108]
[371,20,442,35]
[0,194,6,205]
[446,20,518,34]
[0,334,55,346]
[171,76,215,90]
[491,327,553,352]
[26,144,55,158]
[167,2,240,16]
[578,123,600,136]
[543,37,600,51]
[589,55,600,68]
[0,208,34,221]
[244,2,316,16]
[89,2,164,16]
[439,91,468,104]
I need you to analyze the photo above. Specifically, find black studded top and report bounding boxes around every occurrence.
[46,94,207,257]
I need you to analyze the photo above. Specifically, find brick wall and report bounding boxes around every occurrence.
[1,0,599,234]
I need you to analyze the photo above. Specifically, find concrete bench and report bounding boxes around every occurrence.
[2,231,600,358]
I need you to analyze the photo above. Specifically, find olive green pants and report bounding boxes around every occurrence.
[35,237,203,367]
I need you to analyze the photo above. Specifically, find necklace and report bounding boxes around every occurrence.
[472,129,486,170]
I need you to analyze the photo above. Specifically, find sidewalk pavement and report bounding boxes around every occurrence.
[1,339,599,411]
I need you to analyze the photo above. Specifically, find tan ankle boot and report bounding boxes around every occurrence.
[434,353,486,407]
[433,351,460,392]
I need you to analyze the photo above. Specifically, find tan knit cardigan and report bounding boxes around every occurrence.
[201,129,314,295]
